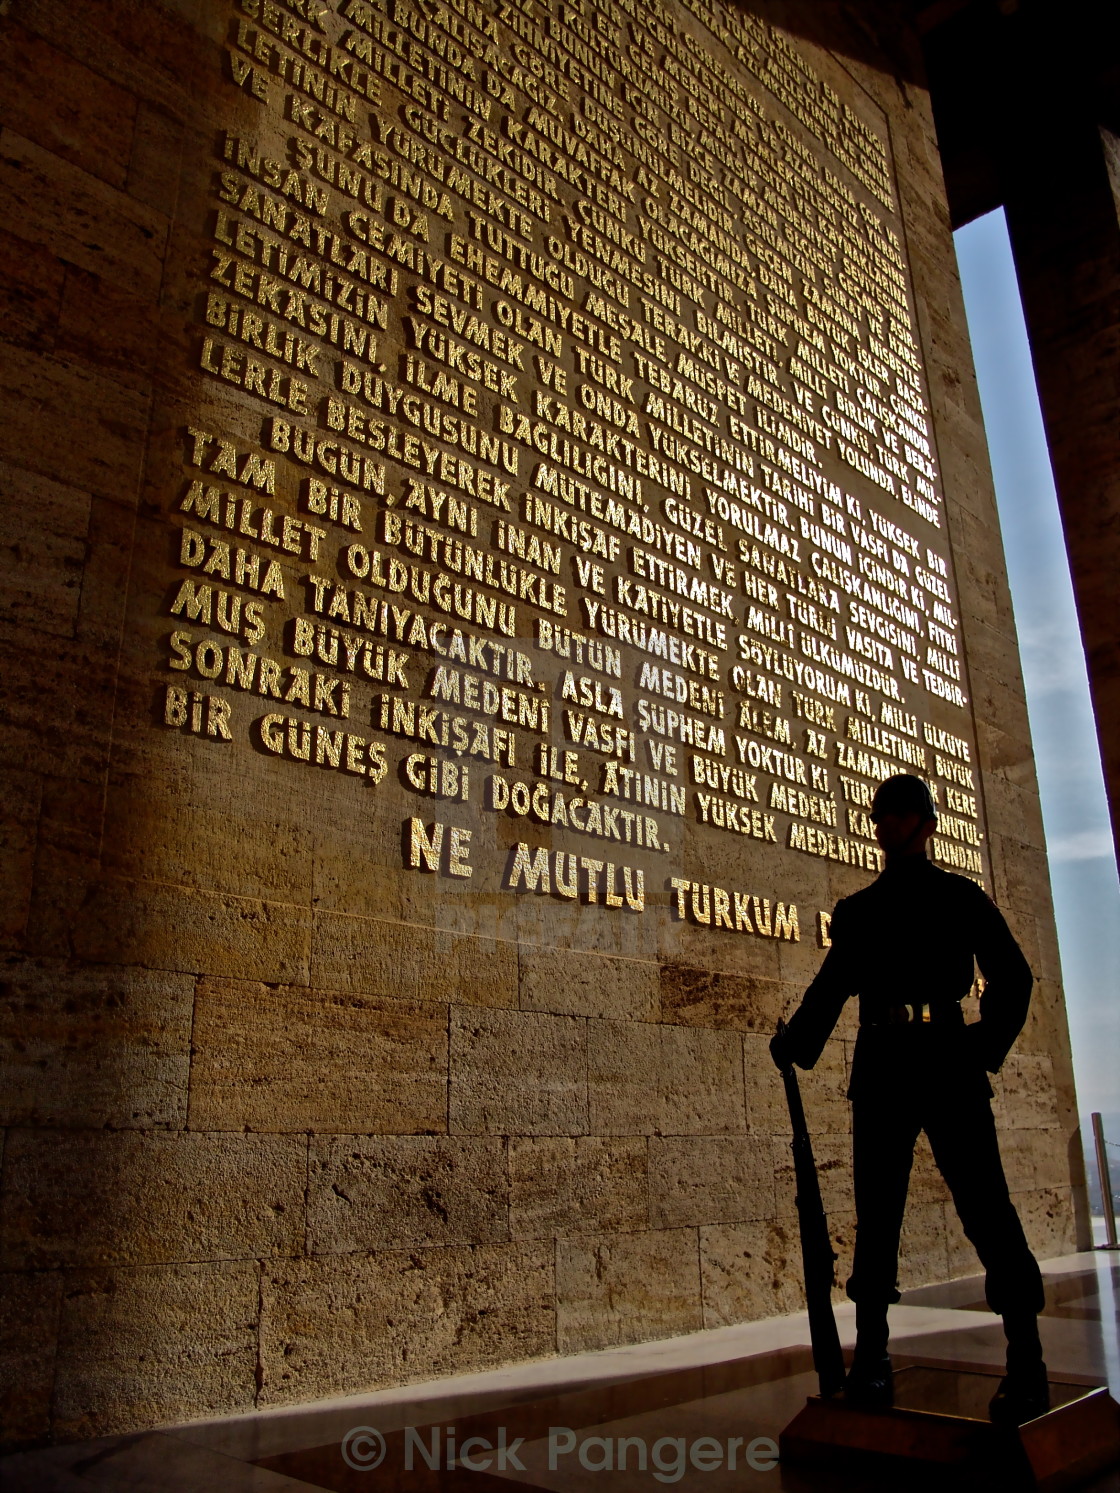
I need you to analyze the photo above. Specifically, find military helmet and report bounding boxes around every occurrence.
[870,773,937,823]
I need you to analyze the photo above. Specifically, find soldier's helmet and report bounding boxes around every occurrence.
[870,773,937,823]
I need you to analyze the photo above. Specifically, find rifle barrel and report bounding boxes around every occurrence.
[775,1028,846,1398]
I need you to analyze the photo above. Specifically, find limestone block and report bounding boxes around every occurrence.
[944,1184,1077,1281]
[0,1130,306,1268]
[62,490,137,657]
[898,1201,950,1290]
[519,945,659,1021]
[508,1136,647,1239]
[0,770,41,951]
[0,349,147,521]
[773,1132,852,1218]
[427,840,545,949]
[779,1042,851,1137]
[586,1018,663,1136]
[511,881,661,963]
[102,793,314,908]
[1,659,114,798]
[303,788,513,944]
[947,473,1011,572]
[659,1026,748,1136]
[188,979,447,1134]
[658,962,788,1033]
[649,1136,776,1228]
[556,1228,702,1352]
[0,132,165,301]
[259,1242,553,1405]
[942,1203,978,1283]
[35,778,115,911]
[307,1137,508,1252]
[52,1261,258,1441]
[312,911,517,1008]
[991,909,1050,993]
[450,1008,587,1135]
[0,227,65,351]
[72,877,311,985]
[778,925,840,992]
[18,0,223,119]
[992,1056,1060,1133]
[0,1268,61,1449]
[1015,1186,1079,1261]
[908,1133,953,1207]
[699,1219,805,1328]
[588,1021,746,1136]
[971,704,1035,790]
[0,23,136,190]
[1000,1127,1072,1194]
[1029,918,1066,987]
[656,892,791,979]
[955,618,1027,722]
[743,1035,784,1135]
[153,727,323,831]
[1015,977,1070,1055]
[0,957,192,1128]
[970,685,1032,796]
[55,266,163,386]
[126,101,186,216]
[19,815,114,969]
[988,836,1052,922]
[0,461,90,641]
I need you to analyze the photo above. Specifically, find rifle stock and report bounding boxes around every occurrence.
[775,1018,846,1398]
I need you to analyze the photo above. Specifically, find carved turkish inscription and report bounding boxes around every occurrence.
[158,0,986,934]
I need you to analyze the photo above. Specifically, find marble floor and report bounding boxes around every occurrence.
[4,1249,1119,1492]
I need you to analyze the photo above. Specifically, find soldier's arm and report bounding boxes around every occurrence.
[970,887,1034,1071]
[772,900,857,1069]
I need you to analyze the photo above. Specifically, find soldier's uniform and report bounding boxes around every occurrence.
[781,854,1044,1319]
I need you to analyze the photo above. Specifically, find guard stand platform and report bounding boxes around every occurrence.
[781,1361,1120,1491]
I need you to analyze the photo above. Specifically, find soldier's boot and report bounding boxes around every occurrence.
[844,1301,893,1409]
[989,1311,1049,1425]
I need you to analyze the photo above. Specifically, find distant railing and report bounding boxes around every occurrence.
[1091,1113,1119,1250]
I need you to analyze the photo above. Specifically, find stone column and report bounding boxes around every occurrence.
[1001,114,1120,859]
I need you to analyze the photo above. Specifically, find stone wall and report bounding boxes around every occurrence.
[0,0,1085,1447]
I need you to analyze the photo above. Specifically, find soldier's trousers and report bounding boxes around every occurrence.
[846,1069,1044,1315]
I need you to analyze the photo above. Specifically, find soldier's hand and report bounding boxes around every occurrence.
[769,1028,793,1071]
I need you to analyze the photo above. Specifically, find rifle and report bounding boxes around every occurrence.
[775,1018,846,1398]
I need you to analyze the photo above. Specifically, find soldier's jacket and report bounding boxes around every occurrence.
[783,856,1034,1099]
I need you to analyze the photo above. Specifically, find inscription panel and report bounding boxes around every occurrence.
[162,0,986,946]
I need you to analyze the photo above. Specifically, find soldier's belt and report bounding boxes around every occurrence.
[863,1002,964,1027]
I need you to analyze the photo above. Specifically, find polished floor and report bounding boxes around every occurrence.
[4,1248,1119,1492]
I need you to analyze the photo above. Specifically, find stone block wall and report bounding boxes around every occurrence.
[0,0,1085,1447]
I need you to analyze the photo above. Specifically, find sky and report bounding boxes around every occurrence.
[953,209,1120,1141]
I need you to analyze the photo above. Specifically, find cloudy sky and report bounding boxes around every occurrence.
[954,210,1120,1137]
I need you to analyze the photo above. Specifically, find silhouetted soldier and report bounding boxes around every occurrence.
[770,773,1048,1424]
